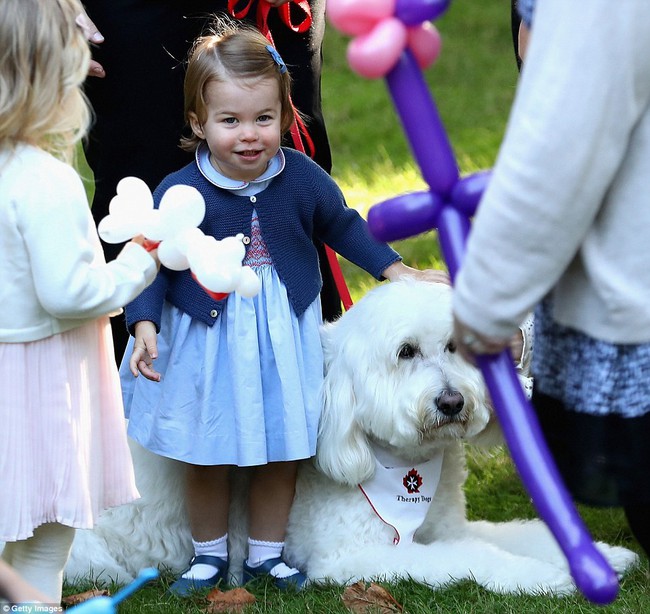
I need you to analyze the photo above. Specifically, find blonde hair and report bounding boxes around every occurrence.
[0,0,91,162]
[181,19,295,153]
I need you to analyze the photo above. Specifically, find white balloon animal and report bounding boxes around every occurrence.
[98,177,260,299]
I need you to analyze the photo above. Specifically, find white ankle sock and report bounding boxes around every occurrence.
[182,534,228,580]
[246,538,283,567]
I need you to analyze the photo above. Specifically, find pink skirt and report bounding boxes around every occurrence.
[0,317,139,541]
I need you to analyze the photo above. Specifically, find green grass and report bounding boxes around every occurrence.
[324,0,518,206]
[67,0,649,611]
[322,0,519,298]
[66,450,647,613]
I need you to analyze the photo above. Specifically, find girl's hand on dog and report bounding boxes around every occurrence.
[381,261,451,285]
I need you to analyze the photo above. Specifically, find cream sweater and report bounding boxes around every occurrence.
[0,145,157,342]
[453,0,650,344]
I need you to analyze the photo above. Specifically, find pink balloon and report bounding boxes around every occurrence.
[347,18,408,79]
[327,0,395,36]
[408,22,442,69]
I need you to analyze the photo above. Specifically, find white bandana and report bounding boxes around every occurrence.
[358,444,444,546]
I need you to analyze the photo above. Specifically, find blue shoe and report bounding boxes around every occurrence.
[242,557,307,591]
[167,555,228,597]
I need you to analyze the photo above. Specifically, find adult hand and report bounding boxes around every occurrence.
[129,321,161,382]
[453,315,510,365]
[76,9,105,78]
[509,328,525,365]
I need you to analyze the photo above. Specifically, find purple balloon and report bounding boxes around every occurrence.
[435,206,470,279]
[476,353,619,603]
[395,0,451,26]
[361,17,619,606]
[368,191,443,243]
[386,53,458,198]
[450,170,492,217]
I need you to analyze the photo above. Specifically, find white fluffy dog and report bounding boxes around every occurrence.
[64,280,637,595]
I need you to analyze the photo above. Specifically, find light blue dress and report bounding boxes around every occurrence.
[120,150,324,467]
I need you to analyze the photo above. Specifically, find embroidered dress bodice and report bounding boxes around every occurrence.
[244,211,273,269]
[359,443,444,546]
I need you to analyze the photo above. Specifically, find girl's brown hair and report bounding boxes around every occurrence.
[180,19,295,153]
[0,0,91,162]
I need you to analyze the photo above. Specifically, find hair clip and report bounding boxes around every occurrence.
[266,44,287,74]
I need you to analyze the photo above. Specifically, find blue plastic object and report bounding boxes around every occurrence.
[67,568,159,613]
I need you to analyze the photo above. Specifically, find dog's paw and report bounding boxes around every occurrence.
[481,562,575,597]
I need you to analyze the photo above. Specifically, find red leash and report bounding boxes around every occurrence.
[228,0,353,311]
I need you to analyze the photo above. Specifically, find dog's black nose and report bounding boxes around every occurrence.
[436,390,465,416]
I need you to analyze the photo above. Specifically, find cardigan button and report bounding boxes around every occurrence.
[250,195,257,203]
[242,236,251,245]
[210,309,218,318]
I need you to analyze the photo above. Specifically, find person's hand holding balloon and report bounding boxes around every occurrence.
[453,317,511,364]
[98,177,261,302]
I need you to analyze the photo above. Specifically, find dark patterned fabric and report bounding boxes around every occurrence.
[531,297,650,506]
[533,298,650,419]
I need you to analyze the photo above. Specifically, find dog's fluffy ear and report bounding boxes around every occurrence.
[314,320,375,486]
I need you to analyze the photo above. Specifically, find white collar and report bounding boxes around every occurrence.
[195,142,285,189]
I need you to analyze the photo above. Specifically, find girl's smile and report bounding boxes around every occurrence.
[189,77,283,183]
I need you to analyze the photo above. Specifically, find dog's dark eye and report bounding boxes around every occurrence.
[445,341,457,353]
[398,343,419,360]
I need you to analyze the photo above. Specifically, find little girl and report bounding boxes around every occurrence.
[121,20,446,595]
[0,0,159,603]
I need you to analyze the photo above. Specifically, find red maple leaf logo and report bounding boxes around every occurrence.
[403,468,423,494]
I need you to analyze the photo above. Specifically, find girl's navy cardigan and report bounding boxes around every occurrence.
[125,148,400,334]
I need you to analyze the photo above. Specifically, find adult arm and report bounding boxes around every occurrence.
[453,0,650,352]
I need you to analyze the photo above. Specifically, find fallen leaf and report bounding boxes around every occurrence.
[61,588,109,606]
[204,587,257,613]
[342,581,403,613]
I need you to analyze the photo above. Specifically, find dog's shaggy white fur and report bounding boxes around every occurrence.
[64,280,638,594]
